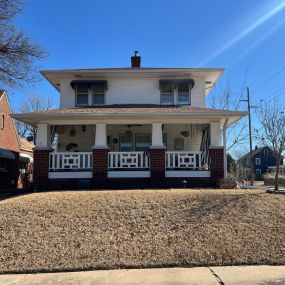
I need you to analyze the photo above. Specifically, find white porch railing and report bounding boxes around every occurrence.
[49,152,92,171]
[108,152,149,169]
[166,151,202,170]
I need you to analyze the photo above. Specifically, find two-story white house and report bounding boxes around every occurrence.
[13,52,246,190]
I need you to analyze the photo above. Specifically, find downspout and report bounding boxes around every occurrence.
[223,116,229,179]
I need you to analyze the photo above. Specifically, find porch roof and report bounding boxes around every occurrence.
[12,105,247,125]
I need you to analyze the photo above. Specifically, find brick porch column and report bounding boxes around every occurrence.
[150,123,166,187]
[33,124,52,190]
[92,148,109,188]
[150,148,166,187]
[92,123,109,189]
[33,148,52,190]
[209,147,224,186]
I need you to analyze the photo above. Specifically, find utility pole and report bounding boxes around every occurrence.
[241,87,254,185]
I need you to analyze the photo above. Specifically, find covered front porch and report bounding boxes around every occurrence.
[44,122,219,178]
[12,105,245,189]
[31,118,226,190]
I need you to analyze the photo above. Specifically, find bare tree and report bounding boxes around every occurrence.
[16,94,53,144]
[208,79,248,153]
[256,102,285,191]
[0,0,46,88]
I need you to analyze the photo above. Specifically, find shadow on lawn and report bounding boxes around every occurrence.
[0,189,34,202]
[181,192,264,220]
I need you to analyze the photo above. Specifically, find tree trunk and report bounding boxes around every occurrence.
[274,154,281,191]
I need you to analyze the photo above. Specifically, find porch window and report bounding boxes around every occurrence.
[76,85,89,106]
[135,134,151,151]
[92,84,105,105]
[160,82,174,105]
[177,82,190,105]
[120,134,133,151]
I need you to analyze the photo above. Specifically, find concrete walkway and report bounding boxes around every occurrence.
[1,266,285,285]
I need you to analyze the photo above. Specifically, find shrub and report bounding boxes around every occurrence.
[263,174,285,186]
[217,178,237,189]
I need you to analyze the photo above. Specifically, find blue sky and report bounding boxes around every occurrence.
[9,0,285,118]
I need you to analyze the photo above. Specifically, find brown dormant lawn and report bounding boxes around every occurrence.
[0,189,284,273]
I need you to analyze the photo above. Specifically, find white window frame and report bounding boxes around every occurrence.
[92,85,105,106]
[160,83,174,105]
[135,134,151,151]
[256,169,261,175]
[75,85,89,107]
[255,158,261,165]
[119,133,133,152]
[177,83,191,105]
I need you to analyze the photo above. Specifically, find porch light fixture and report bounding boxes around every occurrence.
[125,130,133,137]
[82,125,86,132]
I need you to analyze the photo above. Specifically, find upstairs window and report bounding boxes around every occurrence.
[71,80,107,107]
[177,82,191,105]
[92,84,105,105]
[160,82,174,105]
[264,149,268,156]
[76,85,89,106]
[255,158,261,165]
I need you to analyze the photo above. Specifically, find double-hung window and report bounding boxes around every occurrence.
[92,84,105,105]
[160,82,174,105]
[120,134,133,151]
[255,158,261,165]
[177,82,190,105]
[76,85,89,106]
[135,134,151,151]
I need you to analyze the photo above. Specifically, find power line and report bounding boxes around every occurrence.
[257,85,285,103]
[251,65,285,94]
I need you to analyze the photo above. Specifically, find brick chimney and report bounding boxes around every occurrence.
[131,51,141,68]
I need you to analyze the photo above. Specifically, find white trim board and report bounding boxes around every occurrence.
[48,171,92,179]
[165,170,210,178]
[108,171,150,178]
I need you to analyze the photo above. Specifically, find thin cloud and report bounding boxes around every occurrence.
[199,0,285,66]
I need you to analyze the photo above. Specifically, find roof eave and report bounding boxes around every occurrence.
[12,110,247,125]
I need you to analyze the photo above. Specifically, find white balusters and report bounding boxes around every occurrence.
[49,152,92,171]
[108,152,149,169]
[165,151,201,170]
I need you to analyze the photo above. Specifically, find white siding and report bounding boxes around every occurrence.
[60,79,76,108]
[106,78,160,105]
[191,78,205,107]
[57,124,206,152]
[59,77,206,108]
[57,125,95,152]
[163,124,206,151]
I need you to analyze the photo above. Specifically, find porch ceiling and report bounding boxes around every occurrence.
[12,105,246,126]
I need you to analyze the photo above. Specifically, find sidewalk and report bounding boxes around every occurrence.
[1,266,285,285]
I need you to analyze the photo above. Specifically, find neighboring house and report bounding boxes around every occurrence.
[0,91,20,189]
[18,138,34,189]
[19,138,34,164]
[266,165,285,176]
[13,52,246,190]
[238,146,284,179]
